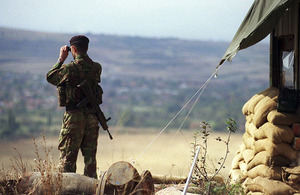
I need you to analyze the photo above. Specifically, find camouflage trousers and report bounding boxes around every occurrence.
[58,109,99,179]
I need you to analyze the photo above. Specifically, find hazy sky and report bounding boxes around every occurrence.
[0,0,254,41]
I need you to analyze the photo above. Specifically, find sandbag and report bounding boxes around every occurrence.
[239,143,246,151]
[254,139,298,161]
[259,122,294,144]
[247,165,282,180]
[242,132,255,150]
[241,149,255,164]
[244,176,296,195]
[245,121,255,138]
[245,121,265,140]
[239,160,248,176]
[267,110,300,126]
[230,169,246,184]
[282,166,300,186]
[245,87,279,115]
[242,96,253,115]
[247,94,266,115]
[252,96,277,128]
[292,185,300,192]
[231,152,243,169]
[254,95,277,114]
[246,87,277,115]
[245,114,253,123]
[282,166,300,176]
[247,151,291,171]
[253,139,270,152]
[288,174,300,183]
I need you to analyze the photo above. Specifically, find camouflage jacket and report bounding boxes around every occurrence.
[46,54,102,107]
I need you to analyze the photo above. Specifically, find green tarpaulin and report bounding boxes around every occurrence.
[218,0,294,67]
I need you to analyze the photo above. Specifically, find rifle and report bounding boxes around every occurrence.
[77,80,113,140]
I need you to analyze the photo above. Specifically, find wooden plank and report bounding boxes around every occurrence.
[295,1,300,90]
[270,32,281,88]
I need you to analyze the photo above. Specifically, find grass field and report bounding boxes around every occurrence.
[0,127,243,179]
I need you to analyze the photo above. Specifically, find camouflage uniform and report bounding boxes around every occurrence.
[46,53,102,179]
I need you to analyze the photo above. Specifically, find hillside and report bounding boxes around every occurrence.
[0,27,270,138]
[0,27,269,82]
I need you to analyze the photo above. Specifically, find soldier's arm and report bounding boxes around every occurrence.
[46,46,69,86]
[99,64,102,83]
[94,62,102,83]
[46,62,65,86]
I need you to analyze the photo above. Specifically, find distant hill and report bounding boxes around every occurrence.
[0,27,272,135]
[0,27,269,83]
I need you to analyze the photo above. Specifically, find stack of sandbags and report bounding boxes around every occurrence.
[230,87,300,193]
[243,176,297,195]
[242,87,279,128]
[282,166,300,191]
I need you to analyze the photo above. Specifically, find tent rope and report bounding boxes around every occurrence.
[134,66,222,162]
[178,74,210,131]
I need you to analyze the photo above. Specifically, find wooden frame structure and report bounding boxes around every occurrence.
[270,0,300,90]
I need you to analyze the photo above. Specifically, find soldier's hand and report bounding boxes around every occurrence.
[58,45,69,63]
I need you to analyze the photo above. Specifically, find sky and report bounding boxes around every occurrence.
[0,0,254,42]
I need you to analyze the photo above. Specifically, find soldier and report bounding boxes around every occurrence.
[46,35,102,178]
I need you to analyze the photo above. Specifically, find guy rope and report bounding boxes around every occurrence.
[133,65,222,162]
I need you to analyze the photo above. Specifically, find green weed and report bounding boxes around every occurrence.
[190,118,244,194]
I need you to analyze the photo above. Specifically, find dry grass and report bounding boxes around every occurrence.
[0,134,64,194]
[0,127,243,179]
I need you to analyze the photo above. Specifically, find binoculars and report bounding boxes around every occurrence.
[67,46,71,52]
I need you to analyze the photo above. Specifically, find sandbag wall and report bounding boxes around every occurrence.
[230,87,300,194]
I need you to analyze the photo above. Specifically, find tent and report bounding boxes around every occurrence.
[218,0,295,67]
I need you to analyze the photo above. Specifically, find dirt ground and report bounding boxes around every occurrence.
[0,127,243,179]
